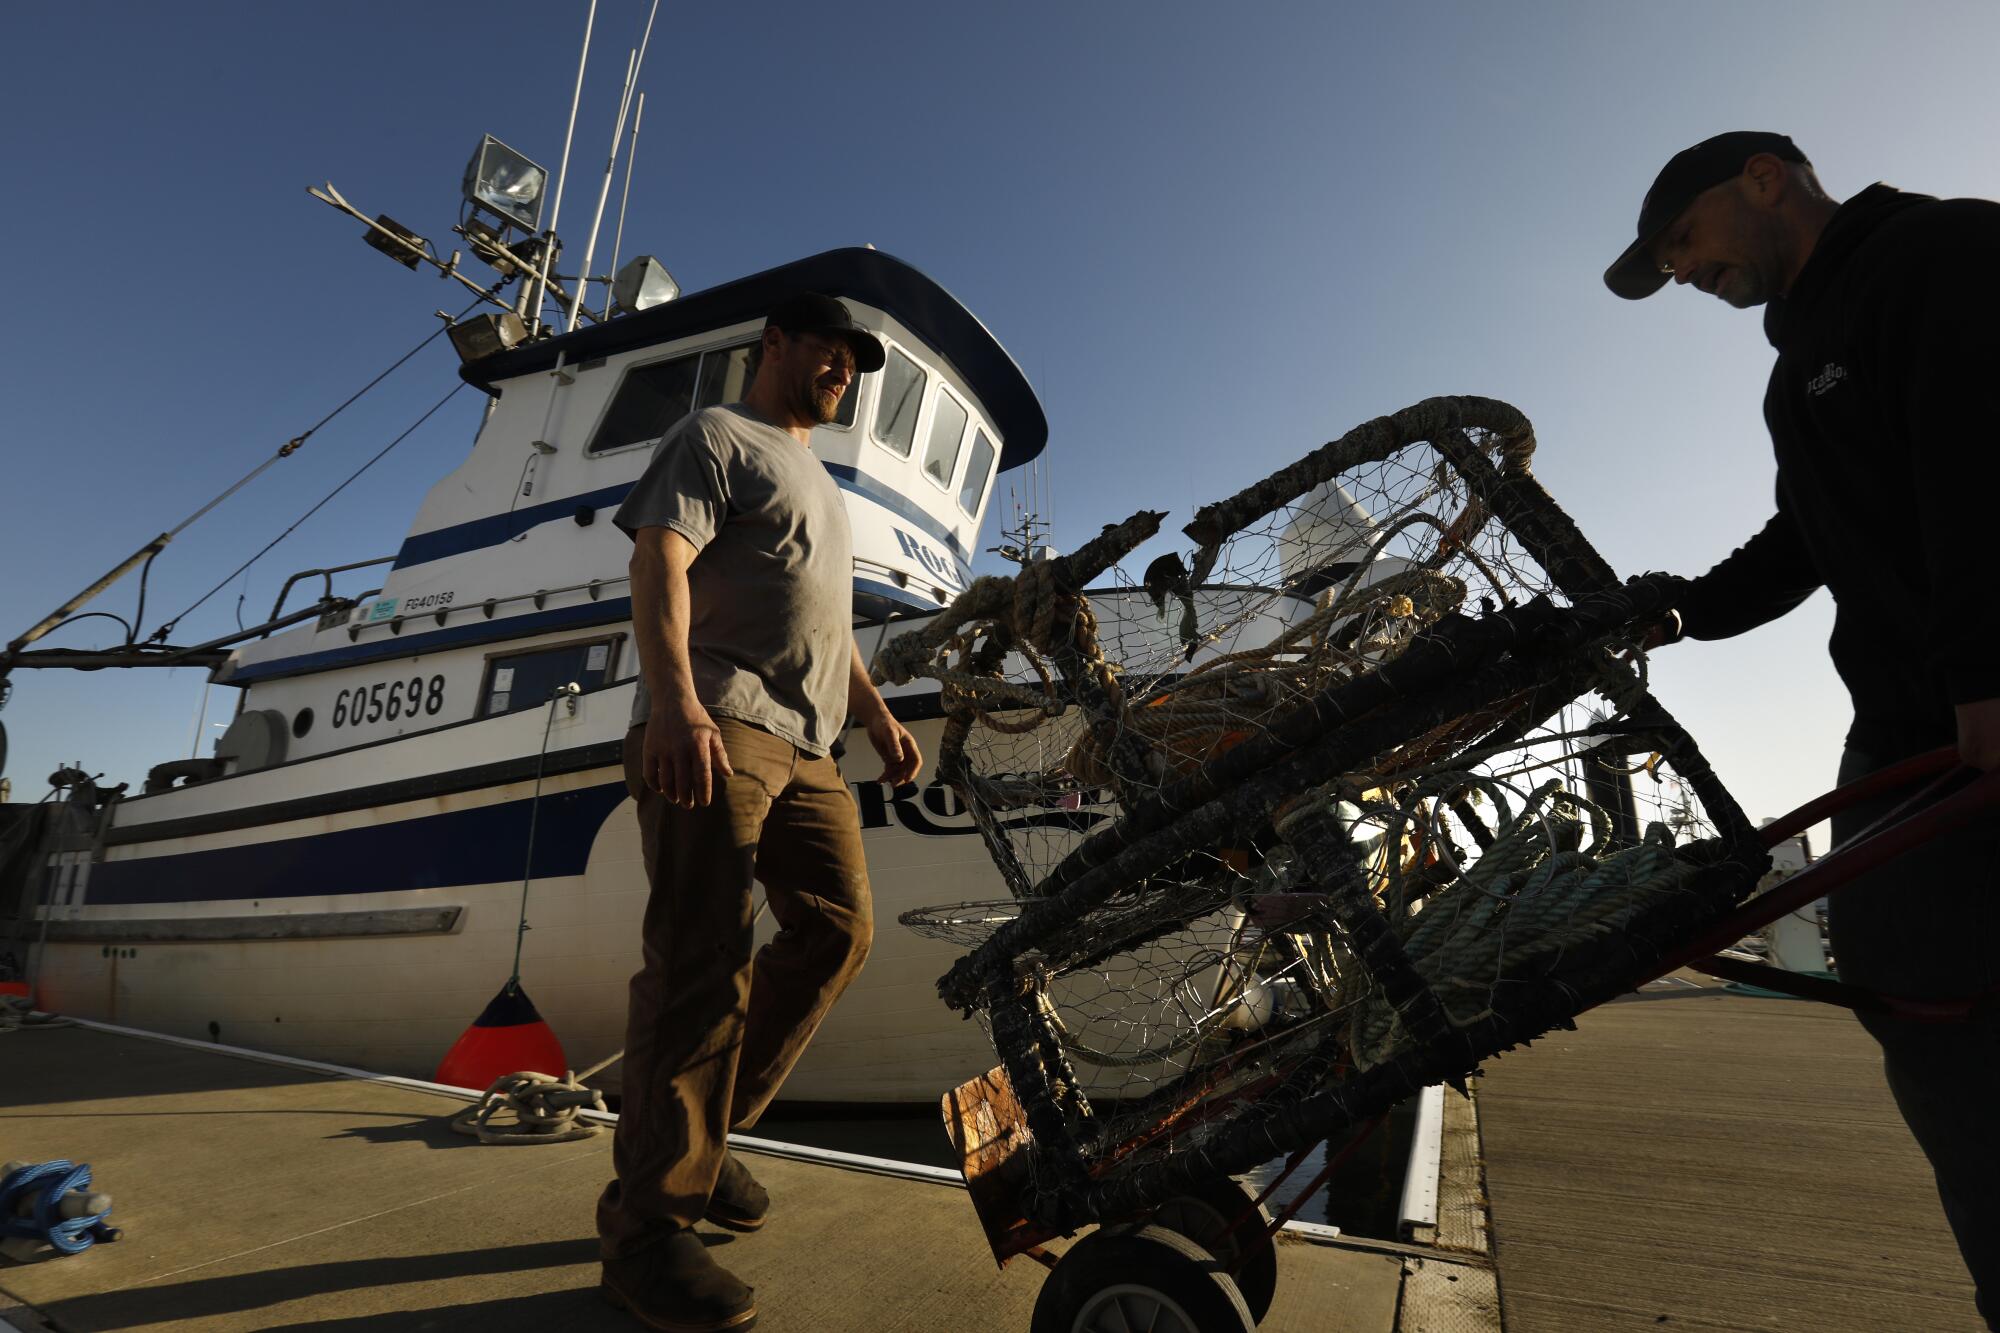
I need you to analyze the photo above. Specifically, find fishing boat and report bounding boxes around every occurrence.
[0,101,1675,1116]
[0,85,1073,1101]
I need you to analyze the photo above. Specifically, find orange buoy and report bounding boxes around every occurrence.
[434,982,567,1089]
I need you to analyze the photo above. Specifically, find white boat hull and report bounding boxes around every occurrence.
[31,709,1020,1104]
[28,585,1305,1103]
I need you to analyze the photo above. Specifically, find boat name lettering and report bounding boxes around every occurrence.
[891,528,963,588]
[851,777,1113,839]
[403,590,457,613]
[330,673,447,728]
[852,778,979,837]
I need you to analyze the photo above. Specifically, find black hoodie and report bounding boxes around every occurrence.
[1674,183,2000,759]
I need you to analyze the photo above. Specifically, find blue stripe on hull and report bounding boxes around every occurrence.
[89,781,629,906]
[388,463,969,573]
[392,483,638,569]
[821,463,972,563]
[853,577,939,616]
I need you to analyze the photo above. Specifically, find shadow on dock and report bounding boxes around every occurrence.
[0,1023,1405,1331]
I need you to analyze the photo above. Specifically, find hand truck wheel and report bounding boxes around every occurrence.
[1147,1176,1278,1325]
[1030,1222,1258,1333]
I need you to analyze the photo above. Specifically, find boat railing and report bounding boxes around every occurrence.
[341,574,634,641]
[265,557,397,637]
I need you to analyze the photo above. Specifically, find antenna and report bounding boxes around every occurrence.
[566,0,661,332]
[530,0,597,333]
[989,475,1051,568]
[561,45,632,329]
[603,92,645,320]
[1042,364,1054,547]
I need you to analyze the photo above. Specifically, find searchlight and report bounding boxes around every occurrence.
[462,135,547,233]
[611,255,679,315]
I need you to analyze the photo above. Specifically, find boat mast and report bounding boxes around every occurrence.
[528,0,597,333]
[603,92,644,320]
[565,0,660,331]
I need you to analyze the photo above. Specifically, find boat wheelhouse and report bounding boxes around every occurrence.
[6,247,1062,1102]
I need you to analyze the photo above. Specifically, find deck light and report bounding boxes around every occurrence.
[363,215,427,270]
[462,135,547,233]
[447,311,530,365]
[611,256,679,315]
[462,217,553,280]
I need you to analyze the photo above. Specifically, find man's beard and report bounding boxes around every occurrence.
[794,375,841,425]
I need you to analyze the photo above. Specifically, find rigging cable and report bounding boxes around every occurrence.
[135,297,482,642]
[150,381,469,641]
[132,548,156,648]
[7,302,474,662]
[24,612,134,650]
[164,301,477,548]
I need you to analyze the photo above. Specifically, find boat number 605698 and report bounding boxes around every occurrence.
[331,674,446,728]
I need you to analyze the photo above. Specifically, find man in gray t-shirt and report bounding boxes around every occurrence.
[618,400,854,754]
[596,294,921,1330]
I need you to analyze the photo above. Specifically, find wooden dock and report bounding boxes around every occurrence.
[1473,975,1984,1332]
[0,1022,1413,1331]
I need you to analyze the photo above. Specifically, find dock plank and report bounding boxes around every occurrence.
[1476,982,1983,1332]
[0,1025,1400,1331]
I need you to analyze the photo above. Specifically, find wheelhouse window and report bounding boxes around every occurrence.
[694,342,755,414]
[591,337,856,455]
[588,353,698,455]
[481,635,623,717]
[921,388,969,490]
[828,360,860,428]
[958,428,996,515]
[873,347,924,457]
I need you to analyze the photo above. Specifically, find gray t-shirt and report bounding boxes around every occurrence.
[615,403,853,755]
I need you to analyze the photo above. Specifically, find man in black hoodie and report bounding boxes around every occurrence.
[1606,132,2000,1324]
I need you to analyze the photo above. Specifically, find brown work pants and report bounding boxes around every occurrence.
[597,717,872,1258]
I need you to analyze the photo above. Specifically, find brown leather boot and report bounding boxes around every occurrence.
[704,1151,770,1232]
[601,1229,757,1332]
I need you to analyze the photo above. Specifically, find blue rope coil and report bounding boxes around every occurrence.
[0,1160,117,1255]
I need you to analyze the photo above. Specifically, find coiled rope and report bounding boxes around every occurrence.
[1347,780,1701,1069]
[448,1045,626,1145]
[450,1071,606,1145]
[0,1160,117,1257]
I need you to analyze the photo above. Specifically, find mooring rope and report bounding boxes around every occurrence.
[506,684,580,990]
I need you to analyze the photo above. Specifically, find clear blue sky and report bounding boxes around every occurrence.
[5,1,1998,845]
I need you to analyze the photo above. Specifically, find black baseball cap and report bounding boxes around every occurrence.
[1604,131,1810,299]
[765,291,886,372]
